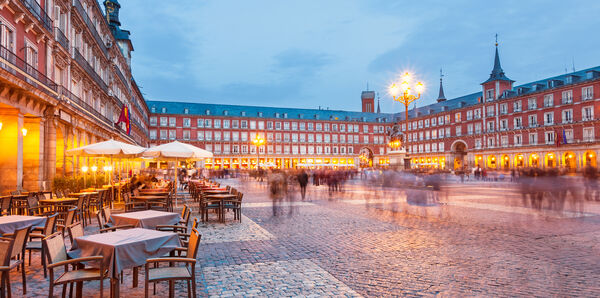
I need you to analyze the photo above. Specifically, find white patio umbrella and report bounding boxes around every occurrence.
[142,141,213,206]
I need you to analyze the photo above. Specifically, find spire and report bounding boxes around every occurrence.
[437,68,447,102]
[376,93,381,113]
[482,34,514,84]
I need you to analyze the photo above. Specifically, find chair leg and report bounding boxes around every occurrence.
[168,280,174,298]
[61,283,67,298]
[100,276,104,298]
[48,282,53,298]
[4,272,10,298]
[21,261,26,295]
[187,280,191,298]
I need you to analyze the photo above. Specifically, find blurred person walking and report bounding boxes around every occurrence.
[297,170,309,201]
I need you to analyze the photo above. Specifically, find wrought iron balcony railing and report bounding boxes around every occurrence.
[0,44,57,96]
[54,27,69,52]
[19,0,53,32]
[72,0,108,57]
[73,48,108,93]
[59,86,112,128]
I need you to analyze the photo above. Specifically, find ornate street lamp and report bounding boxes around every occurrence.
[389,72,425,140]
[252,134,266,169]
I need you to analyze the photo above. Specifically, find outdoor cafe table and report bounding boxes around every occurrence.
[138,190,170,196]
[0,215,45,234]
[69,228,181,296]
[111,210,180,229]
[204,194,238,223]
[203,189,230,195]
[39,197,79,213]
[69,191,99,197]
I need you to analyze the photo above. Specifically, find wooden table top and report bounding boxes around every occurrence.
[205,194,237,199]
[69,191,99,196]
[39,197,79,204]
[131,195,167,201]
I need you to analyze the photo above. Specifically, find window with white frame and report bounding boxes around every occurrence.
[233,120,239,128]
[183,118,191,127]
[487,137,495,148]
[565,129,574,143]
[425,131,430,140]
[354,135,359,143]
[455,126,462,136]
[545,131,555,144]
[197,131,204,140]
[232,132,239,141]
[249,121,256,129]
[149,130,157,140]
[562,109,573,123]
[307,123,313,130]
[514,134,522,146]
[205,131,212,141]
[445,127,451,137]
[241,120,247,128]
[500,119,508,131]
[183,130,190,140]
[529,132,537,145]
[432,143,437,152]
[223,120,230,129]
[205,119,212,128]
[431,117,437,126]
[544,94,554,107]
[197,119,204,127]
[316,123,322,131]
[583,106,594,121]
[169,130,176,140]
[487,121,495,132]
[223,132,230,141]
[486,89,494,100]
[258,121,264,129]
[475,123,482,134]
[455,113,461,122]
[445,115,450,123]
[528,114,537,127]
[513,100,522,112]
[419,132,423,141]
[267,121,273,129]
[276,122,281,130]
[561,90,573,104]
[432,129,438,139]
[241,145,248,154]
[467,124,473,135]
[583,127,595,142]
[438,142,444,152]
[439,128,445,138]
[214,132,221,141]
[486,106,495,117]
[474,109,481,119]
[544,112,554,125]
[475,139,482,149]
[284,122,290,130]
[501,135,508,147]
[241,132,248,141]
[160,117,168,126]
[466,110,473,120]
[168,117,176,127]
[527,98,537,110]
[582,86,594,101]
[513,117,522,129]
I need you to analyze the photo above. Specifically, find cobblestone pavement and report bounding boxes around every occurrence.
[7,178,600,297]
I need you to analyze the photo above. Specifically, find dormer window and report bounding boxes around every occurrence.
[151,106,156,113]
[298,114,303,119]
[258,112,263,117]
[223,110,228,115]
[314,114,319,119]
[205,109,210,115]
[184,108,189,114]
[283,113,288,118]
[161,107,167,113]
[275,112,280,118]
[241,111,246,116]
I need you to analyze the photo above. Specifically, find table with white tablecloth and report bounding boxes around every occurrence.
[110,210,180,229]
[0,215,45,234]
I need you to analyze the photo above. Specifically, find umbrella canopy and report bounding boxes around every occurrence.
[142,141,213,160]
[66,139,146,158]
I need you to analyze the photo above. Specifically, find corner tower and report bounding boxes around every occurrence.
[481,37,514,101]
[104,0,134,67]
[361,91,375,113]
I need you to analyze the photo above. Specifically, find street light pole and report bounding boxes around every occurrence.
[252,134,266,170]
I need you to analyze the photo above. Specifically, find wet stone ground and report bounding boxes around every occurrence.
[7,178,600,297]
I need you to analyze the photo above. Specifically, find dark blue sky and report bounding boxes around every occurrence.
[121,0,599,113]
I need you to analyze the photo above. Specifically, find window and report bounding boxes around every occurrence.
[439,128,445,138]
[473,109,481,119]
[183,130,190,140]
[528,115,537,127]
[431,118,437,126]
[455,113,461,122]
[232,132,239,141]
[340,124,345,132]
[160,130,167,140]
[425,131,430,140]
[340,135,346,143]
[149,130,156,140]
[292,122,298,130]
[486,89,494,100]
[514,134,522,146]
[438,142,444,152]
[545,131,555,144]
[240,120,247,128]
[249,121,256,129]
[565,129,573,143]
[500,119,508,131]
[467,124,473,135]
[169,130,176,140]
[544,94,554,107]
[475,123,482,134]
[527,98,537,110]
[544,112,554,125]
[316,123,322,131]
[241,145,248,154]
[300,123,306,130]
[169,117,176,127]
[561,90,573,104]
[183,118,191,127]
[214,119,221,128]
[307,123,314,130]
[363,136,369,143]
[487,137,495,148]
[582,86,594,101]
[487,121,494,132]
[424,119,429,128]
[418,120,423,128]
[275,122,282,130]
[363,125,369,133]
[529,133,537,145]
[284,122,290,130]
[267,121,273,129]
[419,132,423,141]
[513,101,522,112]
[197,119,204,127]
[562,109,573,123]
[486,106,495,117]
[161,107,167,113]
[445,127,451,137]
[583,106,594,121]
[205,119,212,128]
[258,121,264,129]
[475,139,482,149]
[196,131,204,141]
[501,136,508,147]
[445,115,450,124]
[205,131,212,141]
[432,143,437,152]
[513,117,522,129]
[583,127,595,142]
[184,108,189,114]
[348,147,354,154]
[241,132,248,141]
[455,126,462,136]
[223,120,230,129]
[160,117,168,126]
[331,134,337,143]
[300,134,306,142]
[438,116,445,125]
[223,132,230,141]
[466,110,473,120]
[205,109,210,115]
[500,103,508,114]
[308,134,315,142]
[150,117,157,126]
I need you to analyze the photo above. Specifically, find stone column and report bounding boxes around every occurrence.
[17,113,23,190]
[44,110,57,189]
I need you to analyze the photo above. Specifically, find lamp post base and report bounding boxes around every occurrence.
[389,148,411,170]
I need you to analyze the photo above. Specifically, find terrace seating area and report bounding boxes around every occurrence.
[0,178,243,297]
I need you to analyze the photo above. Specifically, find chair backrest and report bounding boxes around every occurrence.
[67,222,84,244]
[122,191,131,204]
[132,188,140,197]
[237,192,244,201]
[0,237,14,266]
[76,196,85,210]
[65,207,77,227]
[180,204,189,219]
[44,213,59,236]
[102,206,112,224]
[26,194,39,209]
[54,190,64,198]
[191,217,199,230]
[187,228,201,259]
[10,226,30,258]
[1,196,12,213]
[96,211,106,227]
[182,205,191,226]
[43,232,68,265]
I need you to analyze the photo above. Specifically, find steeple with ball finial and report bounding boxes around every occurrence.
[481,34,514,101]
[437,68,447,103]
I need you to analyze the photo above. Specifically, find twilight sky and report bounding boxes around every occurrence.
[120,0,600,113]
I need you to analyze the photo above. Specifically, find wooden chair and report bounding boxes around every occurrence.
[95,211,133,233]
[200,193,221,222]
[26,213,58,278]
[66,222,84,247]
[0,237,15,297]
[148,191,174,212]
[224,192,243,222]
[25,193,49,216]
[0,225,29,295]
[123,192,146,212]
[43,232,107,298]
[145,228,201,298]
[179,217,200,246]
[56,207,77,238]
[156,205,191,235]
[0,196,11,216]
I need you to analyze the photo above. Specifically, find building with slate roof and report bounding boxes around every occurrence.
[148,43,600,171]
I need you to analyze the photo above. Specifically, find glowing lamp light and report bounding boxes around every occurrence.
[589,154,594,158]
[532,155,538,160]
[91,165,98,172]
[504,156,509,161]
[389,83,400,97]
[415,82,425,94]
[549,154,554,159]
[0,122,3,130]
[400,80,410,92]
[21,128,27,136]
[81,166,89,173]
[568,154,574,159]
[401,72,412,83]
[518,156,523,160]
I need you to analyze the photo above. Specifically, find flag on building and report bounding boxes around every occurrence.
[562,129,568,145]
[555,131,562,147]
[116,104,131,135]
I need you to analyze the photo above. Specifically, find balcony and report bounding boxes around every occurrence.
[59,86,112,129]
[19,0,53,32]
[54,27,69,52]
[73,48,108,93]
[72,0,108,57]
[581,94,594,101]
[114,65,129,90]
[561,97,573,105]
[0,44,57,97]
